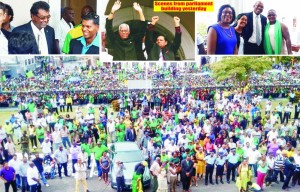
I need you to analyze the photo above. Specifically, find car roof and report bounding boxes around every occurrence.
[113,142,140,152]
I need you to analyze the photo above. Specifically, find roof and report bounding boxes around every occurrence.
[113,142,140,152]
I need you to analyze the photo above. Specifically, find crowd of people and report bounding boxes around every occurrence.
[0,1,99,55]
[204,1,295,55]
[1,77,300,192]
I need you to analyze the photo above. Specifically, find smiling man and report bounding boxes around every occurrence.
[12,1,57,54]
[69,12,99,54]
[244,1,267,54]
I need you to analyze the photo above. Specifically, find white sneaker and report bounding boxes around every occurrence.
[46,184,49,187]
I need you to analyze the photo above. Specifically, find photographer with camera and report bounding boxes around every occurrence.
[115,160,125,192]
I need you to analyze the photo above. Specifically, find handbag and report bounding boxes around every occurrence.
[176,165,182,173]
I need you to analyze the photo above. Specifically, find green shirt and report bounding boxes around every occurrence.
[27,103,36,113]
[81,143,91,156]
[131,110,138,119]
[236,147,244,162]
[93,145,108,160]
[35,128,45,139]
[116,131,125,142]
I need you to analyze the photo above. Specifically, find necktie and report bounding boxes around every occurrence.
[256,15,261,46]
[186,160,189,166]
[37,33,42,54]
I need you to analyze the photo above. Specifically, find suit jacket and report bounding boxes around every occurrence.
[1,28,11,40]
[125,128,136,142]
[146,25,181,61]
[181,159,194,177]
[12,21,58,54]
[69,38,99,54]
[243,12,267,44]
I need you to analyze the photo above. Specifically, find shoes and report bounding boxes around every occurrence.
[216,180,219,184]
[210,182,215,185]
[205,183,208,186]
[232,179,236,182]
[275,181,279,184]
[59,177,62,179]
[98,177,102,180]
[227,180,230,184]
[65,175,70,177]
[220,180,224,184]
[291,184,295,187]
[46,184,49,187]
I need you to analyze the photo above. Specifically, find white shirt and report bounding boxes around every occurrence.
[8,158,21,174]
[27,166,40,185]
[267,130,278,142]
[31,21,48,54]
[248,12,262,44]
[0,30,8,54]
[108,121,115,133]
[248,149,261,164]
[74,163,87,180]
[54,18,73,52]
[0,128,7,140]
[52,131,62,143]
[41,141,52,154]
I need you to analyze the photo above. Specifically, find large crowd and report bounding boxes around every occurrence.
[1,79,300,192]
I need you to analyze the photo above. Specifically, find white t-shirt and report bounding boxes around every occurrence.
[27,166,40,185]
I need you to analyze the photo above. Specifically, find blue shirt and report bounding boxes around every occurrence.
[0,167,15,182]
[77,33,99,54]
[33,158,44,173]
[204,155,216,165]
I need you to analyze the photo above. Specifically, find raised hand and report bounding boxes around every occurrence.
[151,16,159,25]
[174,16,180,27]
[111,0,121,14]
[133,2,142,12]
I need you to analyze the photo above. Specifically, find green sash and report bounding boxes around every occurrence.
[264,20,282,54]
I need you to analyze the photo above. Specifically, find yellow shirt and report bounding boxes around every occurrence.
[4,124,13,134]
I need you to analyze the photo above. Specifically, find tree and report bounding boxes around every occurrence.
[210,56,273,84]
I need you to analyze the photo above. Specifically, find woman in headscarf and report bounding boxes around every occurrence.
[132,161,148,192]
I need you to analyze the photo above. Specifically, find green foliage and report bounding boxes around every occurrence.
[210,56,273,83]
[275,56,300,65]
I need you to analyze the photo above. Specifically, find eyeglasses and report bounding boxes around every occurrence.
[222,11,233,15]
[119,29,129,33]
[35,14,51,20]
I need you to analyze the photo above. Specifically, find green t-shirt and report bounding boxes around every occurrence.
[93,145,108,160]
[131,110,138,119]
[36,128,45,139]
[116,131,125,142]
[186,134,195,142]
[153,136,162,146]
[81,143,91,156]
[27,103,36,113]
[236,147,244,162]
[119,123,126,131]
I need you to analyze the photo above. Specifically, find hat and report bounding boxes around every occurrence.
[141,161,148,167]
[218,151,224,156]
[231,148,236,151]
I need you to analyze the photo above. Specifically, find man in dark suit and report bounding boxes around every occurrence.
[181,154,194,192]
[243,1,267,54]
[12,1,58,54]
[69,12,99,54]
[125,126,136,142]
[146,16,182,61]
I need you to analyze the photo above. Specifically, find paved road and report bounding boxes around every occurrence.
[1,171,300,192]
